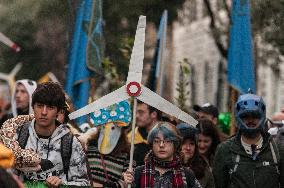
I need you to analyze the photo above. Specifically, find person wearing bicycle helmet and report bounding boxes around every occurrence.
[212,93,284,188]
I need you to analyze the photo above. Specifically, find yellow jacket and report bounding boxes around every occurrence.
[127,127,148,144]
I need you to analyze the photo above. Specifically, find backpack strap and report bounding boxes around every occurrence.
[232,154,240,173]
[269,141,279,174]
[18,122,30,149]
[18,123,74,180]
[61,132,73,180]
[229,153,240,180]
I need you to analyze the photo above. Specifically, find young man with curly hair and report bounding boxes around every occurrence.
[15,82,90,187]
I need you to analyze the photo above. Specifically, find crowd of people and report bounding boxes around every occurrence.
[0,79,284,188]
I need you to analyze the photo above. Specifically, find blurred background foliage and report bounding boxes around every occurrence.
[0,0,70,82]
[0,0,186,84]
[251,0,284,54]
[0,0,283,86]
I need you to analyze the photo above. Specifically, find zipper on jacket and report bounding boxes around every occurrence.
[253,169,256,188]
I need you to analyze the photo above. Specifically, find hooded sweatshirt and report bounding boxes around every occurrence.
[11,79,37,117]
[17,119,90,186]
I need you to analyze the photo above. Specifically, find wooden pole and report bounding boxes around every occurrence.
[128,97,137,188]
[229,86,239,136]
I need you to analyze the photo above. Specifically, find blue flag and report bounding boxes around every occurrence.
[228,0,256,94]
[148,10,168,95]
[65,0,103,126]
[86,0,104,72]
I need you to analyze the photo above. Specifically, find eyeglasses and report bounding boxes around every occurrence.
[153,139,173,146]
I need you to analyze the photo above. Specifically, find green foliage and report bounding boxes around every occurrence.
[0,0,186,84]
[1,0,283,87]
[101,57,123,89]
[116,37,134,75]
[36,0,70,21]
[119,37,134,59]
[0,19,43,78]
[175,58,191,112]
[251,0,284,54]
[0,0,70,81]
[100,36,134,90]
[103,0,186,79]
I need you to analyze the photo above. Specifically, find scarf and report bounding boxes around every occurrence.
[140,152,187,188]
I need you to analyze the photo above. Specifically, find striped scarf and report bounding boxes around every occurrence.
[140,152,187,188]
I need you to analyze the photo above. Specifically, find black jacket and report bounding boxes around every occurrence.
[213,132,284,188]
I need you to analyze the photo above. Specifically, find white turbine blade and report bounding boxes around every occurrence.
[0,73,9,81]
[10,62,23,77]
[0,73,14,91]
[0,32,21,52]
[69,85,129,120]
[0,73,13,91]
[137,85,198,126]
[126,15,146,84]
[0,63,22,82]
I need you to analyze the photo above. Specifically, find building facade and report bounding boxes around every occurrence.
[168,0,284,117]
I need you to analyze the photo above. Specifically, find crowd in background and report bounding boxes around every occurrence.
[0,79,284,188]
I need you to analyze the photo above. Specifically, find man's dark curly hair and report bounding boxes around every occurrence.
[137,100,162,120]
[32,82,66,111]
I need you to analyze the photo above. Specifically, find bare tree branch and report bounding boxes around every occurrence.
[223,0,231,21]
[203,0,228,59]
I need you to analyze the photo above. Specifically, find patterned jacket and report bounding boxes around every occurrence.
[17,120,90,186]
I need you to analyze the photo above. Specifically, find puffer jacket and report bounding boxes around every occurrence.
[212,132,284,188]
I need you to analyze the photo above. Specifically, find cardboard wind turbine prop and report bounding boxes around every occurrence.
[69,16,198,174]
[69,16,197,126]
[0,62,23,91]
[0,32,21,52]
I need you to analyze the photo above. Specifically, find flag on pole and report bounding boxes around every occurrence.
[228,0,256,94]
[65,0,103,126]
[148,10,168,95]
[0,32,20,52]
[86,0,104,72]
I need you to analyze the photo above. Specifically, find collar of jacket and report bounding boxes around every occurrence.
[229,132,272,157]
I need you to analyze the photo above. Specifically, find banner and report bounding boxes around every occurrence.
[148,10,168,95]
[65,0,103,125]
[228,0,256,94]
[86,0,104,72]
